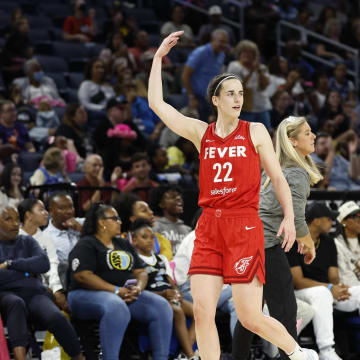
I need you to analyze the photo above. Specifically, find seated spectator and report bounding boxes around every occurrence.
[227,40,271,129]
[161,5,195,48]
[63,0,97,42]
[307,72,329,118]
[119,77,163,139]
[172,210,237,336]
[77,154,121,215]
[311,132,360,191]
[48,135,83,174]
[285,41,315,81]
[14,58,65,108]
[102,5,137,47]
[67,203,173,360]
[93,96,145,178]
[270,89,293,129]
[0,163,24,206]
[18,199,67,311]
[314,5,337,34]
[132,218,198,360]
[198,5,236,45]
[55,103,90,159]
[135,51,174,100]
[148,144,182,184]
[120,152,159,202]
[328,63,355,102]
[244,0,279,57]
[129,30,172,70]
[150,186,191,254]
[112,192,172,260]
[28,100,60,146]
[78,58,115,112]
[30,147,70,186]
[288,201,360,360]
[266,56,304,99]
[318,90,350,138]
[0,100,35,155]
[8,83,35,130]
[0,203,83,360]
[43,193,83,263]
[315,18,348,63]
[334,202,360,287]
[2,7,24,38]
[99,31,137,74]
[1,17,33,87]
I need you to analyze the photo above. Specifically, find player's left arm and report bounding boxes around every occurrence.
[251,123,296,251]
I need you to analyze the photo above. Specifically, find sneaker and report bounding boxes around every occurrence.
[302,348,319,360]
[319,348,342,360]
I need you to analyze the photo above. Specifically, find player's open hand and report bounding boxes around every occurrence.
[277,217,296,252]
[155,31,184,58]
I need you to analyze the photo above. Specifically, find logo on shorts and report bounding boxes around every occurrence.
[234,256,253,275]
[245,226,255,230]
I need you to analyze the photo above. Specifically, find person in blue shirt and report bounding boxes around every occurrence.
[182,29,229,121]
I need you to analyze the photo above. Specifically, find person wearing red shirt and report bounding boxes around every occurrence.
[148,31,318,360]
[63,0,97,42]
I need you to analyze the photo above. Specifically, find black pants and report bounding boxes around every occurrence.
[232,244,298,360]
[0,291,81,357]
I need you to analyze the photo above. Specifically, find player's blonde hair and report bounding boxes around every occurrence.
[263,116,322,188]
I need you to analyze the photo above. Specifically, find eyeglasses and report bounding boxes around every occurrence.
[102,216,121,222]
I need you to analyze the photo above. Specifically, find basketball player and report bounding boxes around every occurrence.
[232,116,322,360]
[148,31,318,360]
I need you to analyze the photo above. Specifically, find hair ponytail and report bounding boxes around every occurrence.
[263,116,322,189]
[81,203,112,236]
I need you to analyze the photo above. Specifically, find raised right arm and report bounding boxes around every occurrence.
[148,31,208,152]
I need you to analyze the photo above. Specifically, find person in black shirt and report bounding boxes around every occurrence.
[67,203,173,360]
[287,202,360,360]
[132,218,197,360]
[55,103,90,159]
[0,204,83,360]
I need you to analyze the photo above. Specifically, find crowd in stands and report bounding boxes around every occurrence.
[1,0,360,359]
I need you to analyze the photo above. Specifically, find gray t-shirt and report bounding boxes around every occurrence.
[259,164,310,249]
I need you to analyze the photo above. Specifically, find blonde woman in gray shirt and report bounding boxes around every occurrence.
[233,116,323,360]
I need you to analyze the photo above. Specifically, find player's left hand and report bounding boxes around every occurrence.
[277,217,296,252]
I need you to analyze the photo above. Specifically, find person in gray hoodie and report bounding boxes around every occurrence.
[232,116,322,360]
[150,185,191,254]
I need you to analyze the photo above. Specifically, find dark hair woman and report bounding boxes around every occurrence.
[67,203,173,360]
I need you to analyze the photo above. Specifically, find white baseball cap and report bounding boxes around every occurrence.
[209,5,222,15]
[337,201,360,222]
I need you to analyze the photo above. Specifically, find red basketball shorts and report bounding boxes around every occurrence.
[189,207,265,284]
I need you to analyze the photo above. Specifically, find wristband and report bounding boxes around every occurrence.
[327,283,333,291]
[114,286,120,294]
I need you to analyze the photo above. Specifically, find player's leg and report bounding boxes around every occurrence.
[232,277,318,360]
[190,274,223,360]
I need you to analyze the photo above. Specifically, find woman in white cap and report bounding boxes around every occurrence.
[335,201,360,287]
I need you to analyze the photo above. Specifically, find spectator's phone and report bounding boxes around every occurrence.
[124,279,137,288]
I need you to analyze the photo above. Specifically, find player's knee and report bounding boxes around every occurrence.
[238,313,261,333]
[193,300,216,323]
